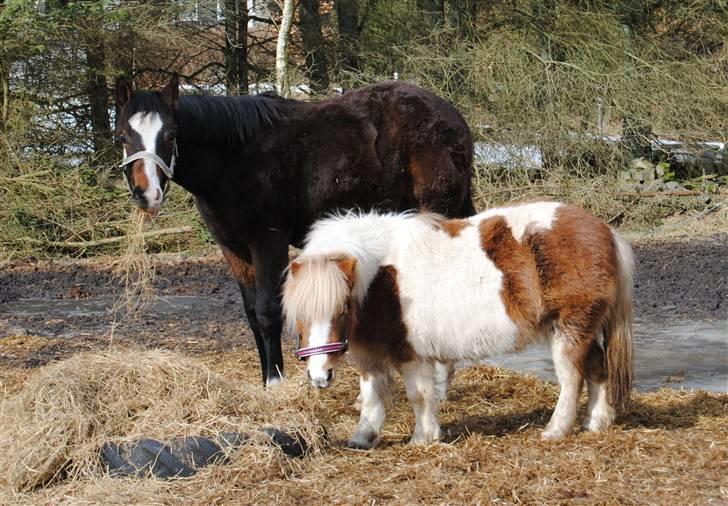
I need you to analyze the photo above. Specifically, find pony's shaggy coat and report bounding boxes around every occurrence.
[283,202,634,447]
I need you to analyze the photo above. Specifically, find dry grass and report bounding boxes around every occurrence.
[0,342,725,505]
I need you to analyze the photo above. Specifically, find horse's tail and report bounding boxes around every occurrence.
[604,229,635,407]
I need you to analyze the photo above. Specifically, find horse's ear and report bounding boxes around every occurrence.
[290,261,302,276]
[335,256,358,283]
[115,77,133,108]
[161,73,179,109]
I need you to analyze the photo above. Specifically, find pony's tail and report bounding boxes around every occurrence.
[605,230,635,407]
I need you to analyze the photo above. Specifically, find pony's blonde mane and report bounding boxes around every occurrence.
[282,254,352,336]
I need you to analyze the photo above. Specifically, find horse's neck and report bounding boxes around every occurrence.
[171,142,235,204]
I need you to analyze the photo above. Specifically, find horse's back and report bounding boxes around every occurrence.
[293,82,473,227]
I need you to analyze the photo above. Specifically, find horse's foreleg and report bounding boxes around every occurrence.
[221,246,269,384]
[401,360,441,445]
[543,330,585,440]
[250,232,290,386]
[348,371,390,449]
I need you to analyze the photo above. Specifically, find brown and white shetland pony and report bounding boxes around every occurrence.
[282,201,634,448]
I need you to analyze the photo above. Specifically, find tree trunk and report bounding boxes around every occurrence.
[276,0,295,98]
[448,0,476,37]
[224,0,249,95]
[417,0,443,28]
[300,0,329,94]
[84,35,113,166]
[335,0,359,73]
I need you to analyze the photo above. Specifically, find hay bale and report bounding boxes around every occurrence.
[0,348,324,492]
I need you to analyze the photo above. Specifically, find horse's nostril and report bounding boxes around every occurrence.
[326,369,333,382]
[306,370,312,380]
[155,189,162,201]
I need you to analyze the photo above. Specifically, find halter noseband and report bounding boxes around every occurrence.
[119,139,178,179]
[295,339,348,360]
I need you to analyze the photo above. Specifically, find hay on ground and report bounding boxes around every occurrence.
[0,348,324,493]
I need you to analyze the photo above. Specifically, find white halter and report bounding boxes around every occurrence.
[119,139,178,179]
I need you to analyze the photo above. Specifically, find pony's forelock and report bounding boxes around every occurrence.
[282,254,352,336]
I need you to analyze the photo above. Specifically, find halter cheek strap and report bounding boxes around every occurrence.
[119,140,178,179]
[295,341,348,360]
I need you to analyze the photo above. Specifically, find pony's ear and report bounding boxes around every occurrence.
[161,73,179,109]
[290,260,302,276]
[115,77,133,108]
[335,256,358,283]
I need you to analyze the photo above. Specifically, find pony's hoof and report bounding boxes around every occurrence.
[540,429,566,441]
[408,432,440,446]
[347,433,378,450]
[582,415,613,433]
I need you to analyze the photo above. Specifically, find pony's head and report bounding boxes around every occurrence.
[114,75,179,214]
[282,254,358,388]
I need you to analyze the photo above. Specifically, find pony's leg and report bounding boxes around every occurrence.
[354,368,393,411]
[401,361,441,444]
[582,340,616,432]
[349,371,390,449]
[250,230,291,386]
[433,361,454,403]
[543,330,585,440]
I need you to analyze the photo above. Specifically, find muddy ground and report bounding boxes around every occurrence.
[0,235,726,370]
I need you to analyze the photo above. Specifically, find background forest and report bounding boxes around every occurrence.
[1,0,726,258]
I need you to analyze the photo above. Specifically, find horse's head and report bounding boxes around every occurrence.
[114,75,179,214]
[282,254,358,388]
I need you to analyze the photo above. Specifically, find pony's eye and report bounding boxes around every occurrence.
[117,134,127,144]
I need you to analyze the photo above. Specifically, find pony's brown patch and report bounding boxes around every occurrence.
[441,219,470,237]
[479,216,543,346]
[524,205,619,379]
[348,265,414,373]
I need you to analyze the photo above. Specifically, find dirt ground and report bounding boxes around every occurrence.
[0,235,726,504]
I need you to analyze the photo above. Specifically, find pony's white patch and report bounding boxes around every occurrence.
[401,361,441,444]
[472,201,562,242]
[395,220,520,361]
[307,319,334,388]
[128,112,164,208]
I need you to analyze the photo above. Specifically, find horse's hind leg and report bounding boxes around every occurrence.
[349,370,390,449]
[543,329,585,440]
[582,340,616,432]
[401,360,441,444]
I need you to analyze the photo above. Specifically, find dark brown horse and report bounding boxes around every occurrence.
[114,75,474,385]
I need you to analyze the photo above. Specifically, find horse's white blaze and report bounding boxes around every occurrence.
[128,112,164,208]
[396,222,519,361]
[307,319,334,388]
[472,201,561,242]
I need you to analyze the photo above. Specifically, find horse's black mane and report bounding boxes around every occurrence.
[177,93,286,144]
[125,91,288,145]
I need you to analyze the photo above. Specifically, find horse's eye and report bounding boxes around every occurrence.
[164,129,176,142]
[117,134,127,144]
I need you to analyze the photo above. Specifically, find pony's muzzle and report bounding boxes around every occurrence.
[307,367,334,389]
